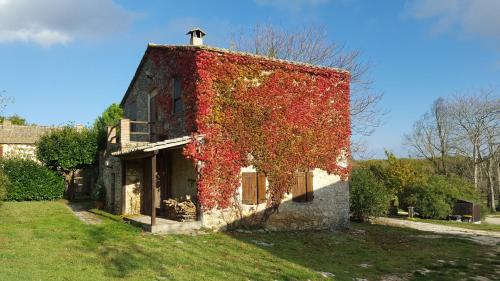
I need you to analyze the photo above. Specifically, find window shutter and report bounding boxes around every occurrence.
[242,172,257,204]
[292,172,307,202]
[306,171,314,202]
[257,172,267,203]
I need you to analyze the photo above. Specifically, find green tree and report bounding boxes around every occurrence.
[36,126,98,199]
[385,151,426,193]
[0,114,27,125]
[93,103,123,151]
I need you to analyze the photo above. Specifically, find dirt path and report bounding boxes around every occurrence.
[66,202,102,225]
[374,217,500,246]
[485,215,500,225]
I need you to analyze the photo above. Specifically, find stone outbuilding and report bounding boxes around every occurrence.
[0,120,56,160]
[101,29,351,233]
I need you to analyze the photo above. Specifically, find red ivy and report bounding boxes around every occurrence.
[149,47,351,210]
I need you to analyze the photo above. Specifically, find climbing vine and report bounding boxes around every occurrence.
[149,47,351,211]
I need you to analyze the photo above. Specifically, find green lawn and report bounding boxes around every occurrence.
[0,201,498,281]
[408,217,500,232]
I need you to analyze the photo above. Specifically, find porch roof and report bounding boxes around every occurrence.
[112,135,201,157]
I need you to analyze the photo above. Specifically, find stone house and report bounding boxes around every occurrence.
[0,120,55,160]
[102,29,351,233]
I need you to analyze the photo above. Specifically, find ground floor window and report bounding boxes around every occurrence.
[241,172,266,204]
[292,171,314,202]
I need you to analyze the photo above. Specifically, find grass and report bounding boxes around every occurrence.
[409,217,500,232]
[0,201,498,281]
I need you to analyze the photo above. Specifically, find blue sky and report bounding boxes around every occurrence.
[0,0,498,158]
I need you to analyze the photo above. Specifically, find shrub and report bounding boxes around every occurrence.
[350,168,392,222]
[400,184,450,219]
[1,158,65,201]
[0,167,8,203]
[399,175,479,219]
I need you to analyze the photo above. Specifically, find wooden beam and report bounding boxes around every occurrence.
[116,151,156,160]
[151,152,157,227]
[121,160,126,215]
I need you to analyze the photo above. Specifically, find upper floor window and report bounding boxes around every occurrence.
[172,77,184,115]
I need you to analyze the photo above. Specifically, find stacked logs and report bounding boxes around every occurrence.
[162,198,197,222]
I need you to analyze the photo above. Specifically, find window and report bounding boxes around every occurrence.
[172,77,184,115]
[292,171,314,202]
[241,172,266,204]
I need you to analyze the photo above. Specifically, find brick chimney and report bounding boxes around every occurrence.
[186,28,206,46]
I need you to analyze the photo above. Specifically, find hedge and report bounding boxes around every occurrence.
[0,168,8,203]
[1,158,65,201]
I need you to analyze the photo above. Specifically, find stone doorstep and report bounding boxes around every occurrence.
[124,215,202,234]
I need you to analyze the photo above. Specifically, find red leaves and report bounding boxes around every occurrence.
[149,47,351,210]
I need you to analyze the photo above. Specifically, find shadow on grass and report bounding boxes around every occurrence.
[73,202,499,280]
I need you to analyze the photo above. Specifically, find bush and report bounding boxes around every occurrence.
[0,167,8,203]
[400,184,450,219]
[1,158,65,201]
[350,168,393,222]
[399,175,479,219]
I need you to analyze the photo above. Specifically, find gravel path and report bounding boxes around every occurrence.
[374,217,500,246]
[66,202,102,225]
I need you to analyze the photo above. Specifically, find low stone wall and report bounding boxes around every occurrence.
[0,144,37,160]
[201,168,349,231]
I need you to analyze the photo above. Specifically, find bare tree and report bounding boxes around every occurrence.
[404,98,452,174]
[448,89,499,210]
[0,91,13,117]
[230,24,384,158]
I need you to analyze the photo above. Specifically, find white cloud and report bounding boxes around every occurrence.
[405,0,500,41]
[0,0,134,47]
[254,0,329,11]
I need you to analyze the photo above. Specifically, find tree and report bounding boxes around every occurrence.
[448,89,499,211]
[230,24,384,158]
[405,89,499,211]
[36,126,98,199]
[0,114,27,125]
[404,98,452,175]
[0,92,11,116]
[92,103,123,151]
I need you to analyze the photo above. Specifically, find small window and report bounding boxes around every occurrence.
[172,77,184,115]
[292,171,313,202]
[241,172,266,204]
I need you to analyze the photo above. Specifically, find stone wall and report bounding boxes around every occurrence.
[100,149,123,214]
[124,160,144,215]
[170,148,197,200]
[201,168,349,231]
[122,52,195,142]
[0,144,37,160]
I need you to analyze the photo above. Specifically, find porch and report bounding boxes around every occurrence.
[125,215,202,234]
[112,135,202,233]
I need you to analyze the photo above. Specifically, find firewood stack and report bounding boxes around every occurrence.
[162,198,197,222]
